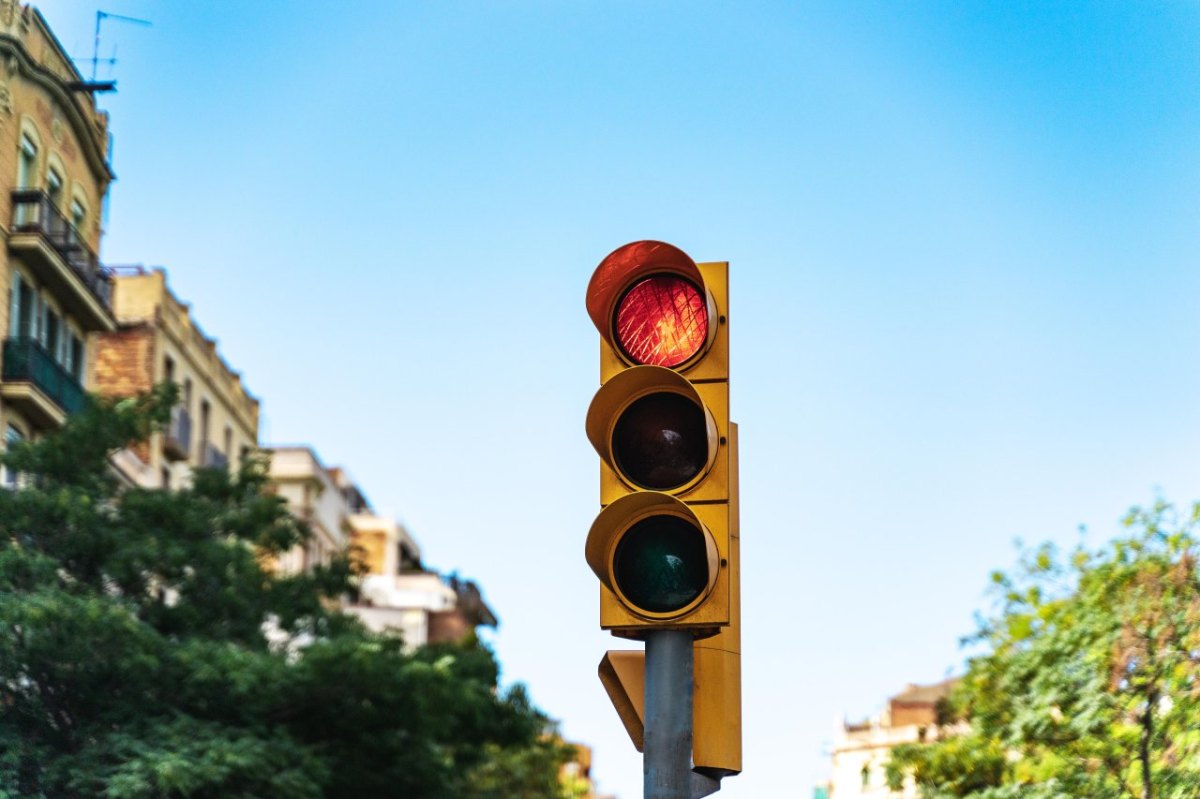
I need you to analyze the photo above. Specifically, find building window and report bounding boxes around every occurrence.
[161,467,170,489]
[16,133,37,189]
[67,333,83,381]
[199,399,210,459]
[27,290,40,342]
[46,167,63,208]
[3,423,25,488]
[223,426,232,460]
[27,306,78,375]
[70,199,85,230]
[41,305,59,356]
[164,355,175,385]
[8,272,33,339]
[69,199,86,247]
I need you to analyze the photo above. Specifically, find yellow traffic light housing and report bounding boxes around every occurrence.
[585,241,733,639]
[599,643,742,778]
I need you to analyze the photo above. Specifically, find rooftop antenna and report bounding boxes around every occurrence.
[75,10,150,92]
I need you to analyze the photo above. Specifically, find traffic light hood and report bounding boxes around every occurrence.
[586,365,720,494]
[586,240,703,336]
[586,240,718,371]
[586,491,720,621]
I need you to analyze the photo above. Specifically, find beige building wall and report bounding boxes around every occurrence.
[0,3,117,458]
[266,446,351,573]
[348,512,420,577]
[826,680,957,799]
[92,269,259,488]
[353,571,457,648]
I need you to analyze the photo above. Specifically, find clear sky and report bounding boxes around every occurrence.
[32,2,1200,796]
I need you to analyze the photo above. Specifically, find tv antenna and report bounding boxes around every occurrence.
[74,10,151,92]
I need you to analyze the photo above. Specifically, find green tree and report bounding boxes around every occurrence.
[0,387,572,799]
[463,732,591,799]
[886,500,1200,799]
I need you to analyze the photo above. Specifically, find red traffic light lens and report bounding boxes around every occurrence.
[615,275,708,368]
[613,392,708,491]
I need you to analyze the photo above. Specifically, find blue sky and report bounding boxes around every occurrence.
[34,2,1200,796]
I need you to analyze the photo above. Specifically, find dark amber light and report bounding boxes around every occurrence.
[612,393,708,490]
[615,276,708,368]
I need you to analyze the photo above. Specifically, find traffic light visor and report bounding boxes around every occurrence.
[587,365,719,494]
[586,240,716,370]
[586,492,720,620]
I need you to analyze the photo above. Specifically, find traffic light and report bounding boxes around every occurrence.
[585,240,741,780]
[584,240,731,639]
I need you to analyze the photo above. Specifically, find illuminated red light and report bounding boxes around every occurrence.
[615,276,708,368]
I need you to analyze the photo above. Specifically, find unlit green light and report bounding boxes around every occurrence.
[613,515,708,614]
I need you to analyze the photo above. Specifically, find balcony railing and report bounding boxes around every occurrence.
[2,338,85,415]
[10,190,113,310]
[164,406,192,462]
[201,442,229,470]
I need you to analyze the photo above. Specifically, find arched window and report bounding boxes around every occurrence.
[14,130,39,226]
[16,132,37,189]
[46,166,63,207]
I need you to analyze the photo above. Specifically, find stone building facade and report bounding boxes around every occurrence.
[264,446,498,647]
[265,446,351,573]
[0,3,116,476]
[91,268,259,488]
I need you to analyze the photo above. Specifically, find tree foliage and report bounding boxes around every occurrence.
[0,387,573,798]
[887,500,1200,799]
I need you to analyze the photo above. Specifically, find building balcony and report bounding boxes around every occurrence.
[0,337,85,429]
[163,406,191,462]
[9,190,115,332]
[201,442,228,470]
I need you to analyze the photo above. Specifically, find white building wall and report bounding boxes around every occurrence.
[349,572,458,650]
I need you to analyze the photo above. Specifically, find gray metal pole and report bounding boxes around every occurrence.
[644,630,694,799]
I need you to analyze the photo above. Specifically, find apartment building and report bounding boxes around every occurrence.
[350,540,498,647]
[0,3,116,465]
[265,446,497,645]
[265,446,351,573]
[346,508,421,579]
[91,268,259,487]
[822,679,957,798]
